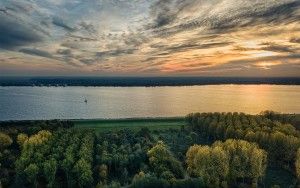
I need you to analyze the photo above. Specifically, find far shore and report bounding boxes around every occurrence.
[1,76,299,86]
[0,116,185,123]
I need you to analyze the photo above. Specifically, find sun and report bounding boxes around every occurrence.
[255,61,282,69]
[251,51,277,58]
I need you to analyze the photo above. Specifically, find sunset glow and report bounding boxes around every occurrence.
[0,0,300,76]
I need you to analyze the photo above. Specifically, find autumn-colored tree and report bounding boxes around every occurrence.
[186,145,228,187]
[0,132,13,150]
[187,139,267,187]
[186,112,300,170]
[98,164,108,185]
[17,133,28,147]
[24,130,52,147]
[213,139,267,185]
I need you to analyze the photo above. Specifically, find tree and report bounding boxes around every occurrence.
[17,133,28,147]
[24,130,52,147]
[0,132,13,150]
[185,112,300,170]
[186,145,228,187]
[186,139,267,187]
[24,163,39,185]
[98,164,108,185]
[43,158,57,187]
[61,151,75,186]
[73,159,93,187]
[295,149,300,180]
[214,139,267,186]
[121,168,129,185]
[129,176,169,188]
[147,141,184,179]
[133,171,146,183]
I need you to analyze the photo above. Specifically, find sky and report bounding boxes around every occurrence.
[0,0,300,77]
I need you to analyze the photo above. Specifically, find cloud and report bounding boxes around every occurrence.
[0,13,44,49]
[52,17,76,32]
[163,42,232,53]
[19,48,54,59]
[148,0,300,37]
[80,58,95,65]
[260,42,295,53]
[149,0,178,28]
[57,48,72,55]
[96,48,137,58]
[78,21,97,35]
[67,34,97,42]
[1,0,300,76]
[227,53,300,66]
[290,37,300,43]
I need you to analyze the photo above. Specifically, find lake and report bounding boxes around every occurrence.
[0,85,299,120]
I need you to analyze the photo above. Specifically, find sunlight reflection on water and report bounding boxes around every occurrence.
[0,85,299,120]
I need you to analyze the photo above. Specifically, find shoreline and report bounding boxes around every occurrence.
[1,83,300,88]
[0,116,185,123]
[1,77,299,86]
[1,114,300,123]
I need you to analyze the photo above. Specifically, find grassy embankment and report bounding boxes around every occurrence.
[73,114,300,132]
[73,117,185,131]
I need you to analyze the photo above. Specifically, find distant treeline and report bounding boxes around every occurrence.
[0,77,299,86]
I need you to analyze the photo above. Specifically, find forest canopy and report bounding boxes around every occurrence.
[0,111,299,187]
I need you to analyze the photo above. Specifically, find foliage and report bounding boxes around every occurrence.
[17,133,28,147]
[0,132,13,149]
[94,129,153,186]
[148,141,184,180]
[15,129,94,187]
[186,139,267,187]
[186,112,300,169]
[129,176,170,188]
[0,114,299,187]
[23,130,52,147]
[296,148,300,180]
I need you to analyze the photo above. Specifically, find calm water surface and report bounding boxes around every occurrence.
[0,85,299,120]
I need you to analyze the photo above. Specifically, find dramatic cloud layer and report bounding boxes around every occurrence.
[0,0,300,76]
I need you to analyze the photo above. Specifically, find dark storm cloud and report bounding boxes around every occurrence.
[19,48,54,59]
[0,13,44,49]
